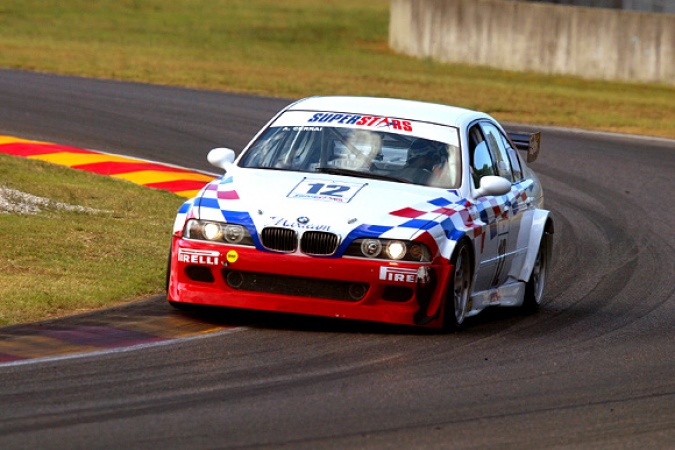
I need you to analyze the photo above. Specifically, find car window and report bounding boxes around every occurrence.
[239,124,462,189]
[469,124,496,187]
[501,133,523,181]
[481,122,514,182]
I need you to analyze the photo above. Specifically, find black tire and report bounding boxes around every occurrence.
[444,241,472,331]
[168,300,198,311]
[523,232,549,313]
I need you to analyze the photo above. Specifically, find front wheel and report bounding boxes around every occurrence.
[444,242,472,331]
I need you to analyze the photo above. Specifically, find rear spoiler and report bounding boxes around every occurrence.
[508,132,541,163]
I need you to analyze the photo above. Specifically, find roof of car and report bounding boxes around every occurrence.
[287,96,491,128]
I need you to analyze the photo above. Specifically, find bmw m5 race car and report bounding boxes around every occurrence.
[167,96,553,330]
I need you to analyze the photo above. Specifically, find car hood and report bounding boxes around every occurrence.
[193,168,465,240]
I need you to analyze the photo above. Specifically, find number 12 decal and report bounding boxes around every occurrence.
[306,183,350,197]
[288,178,366,203]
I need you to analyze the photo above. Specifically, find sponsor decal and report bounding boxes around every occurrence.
[308,113,413,132]
[379,266,418,283]
[226,250,239,264]
[178,249,220,266]
[269,216,331,231]
[287,178,365,203]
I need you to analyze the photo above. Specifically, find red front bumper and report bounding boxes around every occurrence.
[168,237,452,328]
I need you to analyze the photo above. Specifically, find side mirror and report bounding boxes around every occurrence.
[475,175,512,197]
[207,148,236,170]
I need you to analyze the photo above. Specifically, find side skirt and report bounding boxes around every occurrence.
[467,282,527,317]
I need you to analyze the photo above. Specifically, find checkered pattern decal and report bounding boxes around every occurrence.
[373,181,533,258]
[174,172,535,260]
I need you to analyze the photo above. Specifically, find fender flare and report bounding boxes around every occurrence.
[517,210,554,283]
[440,232,477,287]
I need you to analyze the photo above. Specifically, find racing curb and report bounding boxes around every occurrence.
[0,297,234,365]
[0,135,215,198]
[0,135,222,364]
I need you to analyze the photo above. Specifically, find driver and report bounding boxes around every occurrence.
[404,138,450,186]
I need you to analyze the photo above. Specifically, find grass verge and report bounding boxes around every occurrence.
[0,154,184,326]
[0,0,673,138]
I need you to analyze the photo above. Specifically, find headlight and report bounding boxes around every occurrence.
[223,224,246,243]
[409,243,429,260]
[361,239,382,258]
[183,219,254,246]
[203,222,222,241]
[385,240,406,260]
[345,238,431,262]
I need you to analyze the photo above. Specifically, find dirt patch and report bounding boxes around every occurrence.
[0,185,107,215]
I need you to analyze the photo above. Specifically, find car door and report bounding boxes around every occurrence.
[467,122,509,293]
[479,121,526,288]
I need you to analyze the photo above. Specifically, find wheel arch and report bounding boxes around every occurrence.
[457,236,476,279]
[439,235,477,331]
[517,210,554,283]
[440,230,478,280]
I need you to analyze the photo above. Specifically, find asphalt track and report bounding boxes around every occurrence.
[0,69,673,449]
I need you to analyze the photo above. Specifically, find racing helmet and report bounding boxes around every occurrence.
[406,138,448,170]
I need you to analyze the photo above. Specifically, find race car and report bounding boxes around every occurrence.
[167,96,553,330]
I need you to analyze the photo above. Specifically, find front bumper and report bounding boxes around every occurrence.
[168,237,453,328]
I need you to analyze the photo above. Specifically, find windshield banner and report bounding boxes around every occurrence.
[272,111,460,147]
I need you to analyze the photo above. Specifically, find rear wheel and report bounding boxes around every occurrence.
[444,242,472,331]
[523,233,549,312]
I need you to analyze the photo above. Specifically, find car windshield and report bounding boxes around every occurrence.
[239,119,462,189]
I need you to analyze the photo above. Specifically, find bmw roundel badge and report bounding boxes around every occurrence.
[297,216,310,224]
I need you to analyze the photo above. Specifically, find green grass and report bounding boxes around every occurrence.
[0,154,184,326]
[0,0,673,138]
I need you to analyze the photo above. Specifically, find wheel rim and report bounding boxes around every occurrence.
[453,247,470,325]
[531,241,547,305]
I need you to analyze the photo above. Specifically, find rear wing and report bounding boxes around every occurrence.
[508,132,541,163]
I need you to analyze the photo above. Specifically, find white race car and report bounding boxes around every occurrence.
[167,96,553,330]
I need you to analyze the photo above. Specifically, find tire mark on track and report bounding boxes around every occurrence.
[511,164,674,347]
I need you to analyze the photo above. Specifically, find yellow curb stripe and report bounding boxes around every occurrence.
[27,152,139,167]
[0,136,50,146]
[175,189,203,198]
[0,134,215,197]
[112,170,214,184]
[0,335,100,359]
